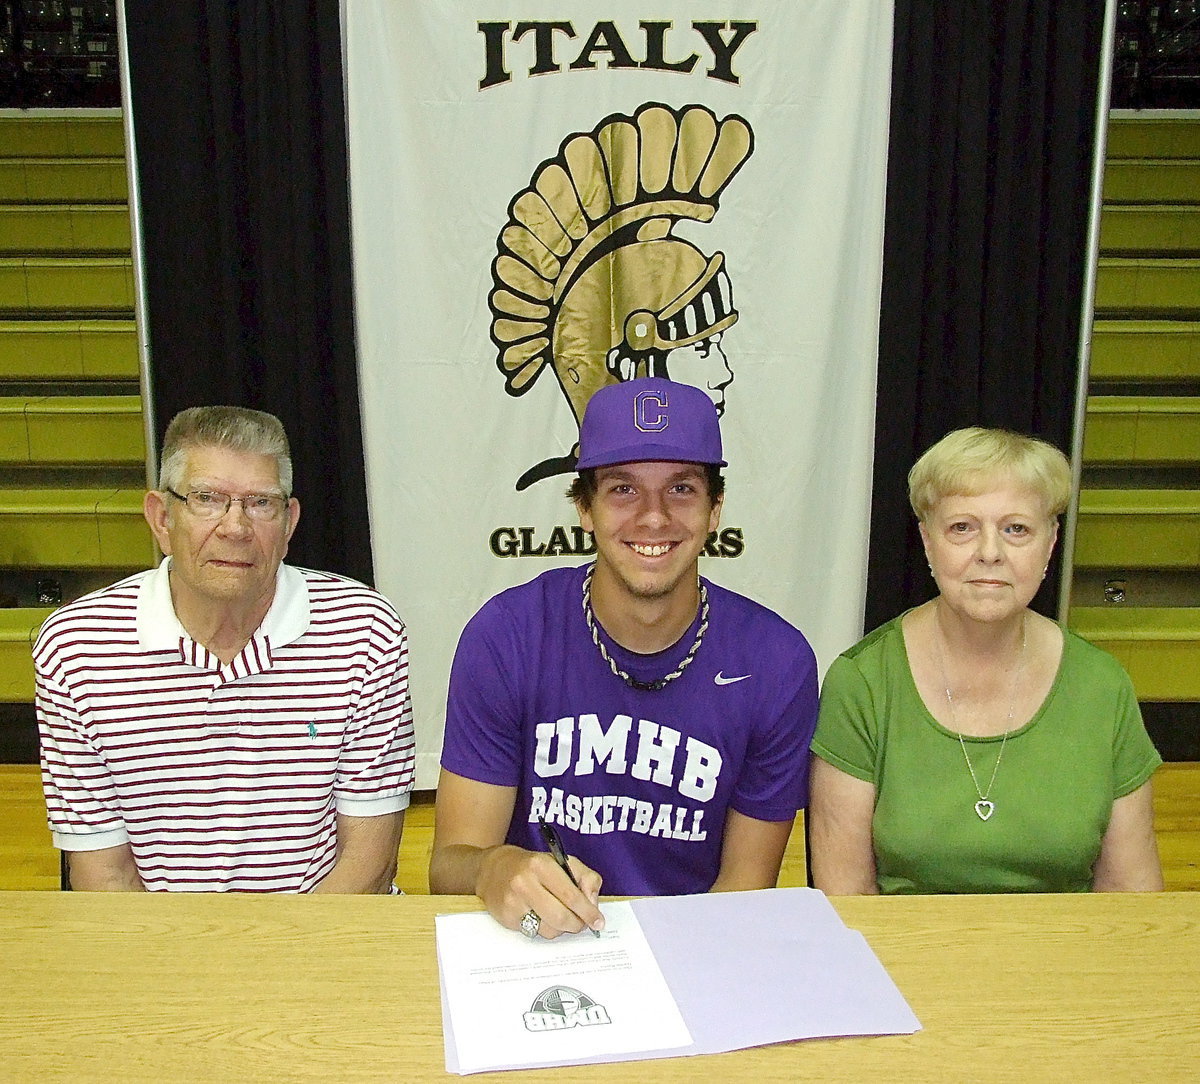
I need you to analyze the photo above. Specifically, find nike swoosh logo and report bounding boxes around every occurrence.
[714,672,752,686]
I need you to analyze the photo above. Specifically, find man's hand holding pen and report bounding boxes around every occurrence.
[536,818,602,939]
[474,829,605,940]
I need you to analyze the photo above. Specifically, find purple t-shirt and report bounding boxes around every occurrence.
[441,564,818,896]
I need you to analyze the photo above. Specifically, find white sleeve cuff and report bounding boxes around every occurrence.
[334,791,411,818]
[52,826,130,852]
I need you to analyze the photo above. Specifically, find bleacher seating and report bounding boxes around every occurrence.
[1070,114,1200,753]
[0,111,151,758]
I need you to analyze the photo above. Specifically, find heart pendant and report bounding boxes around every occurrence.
[975,799,995,821]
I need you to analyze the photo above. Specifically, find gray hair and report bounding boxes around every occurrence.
[158,406,293,495]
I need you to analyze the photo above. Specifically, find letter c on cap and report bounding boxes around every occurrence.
[634,390,668,433]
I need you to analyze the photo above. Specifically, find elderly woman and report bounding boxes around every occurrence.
[810,428,1163,894]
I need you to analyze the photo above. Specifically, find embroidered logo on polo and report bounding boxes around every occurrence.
[523,986,612,1032]
[487,102,754,492]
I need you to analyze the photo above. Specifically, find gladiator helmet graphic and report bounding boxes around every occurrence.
[488,103,753,490]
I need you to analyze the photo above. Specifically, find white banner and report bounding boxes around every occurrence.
[345,1,893,787]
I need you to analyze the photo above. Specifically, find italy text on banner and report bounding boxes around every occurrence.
[345,1,894,785]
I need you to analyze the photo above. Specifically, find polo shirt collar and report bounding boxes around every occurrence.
[136,557,310,673]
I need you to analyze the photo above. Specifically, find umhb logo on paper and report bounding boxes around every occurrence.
[523,985,613,1032]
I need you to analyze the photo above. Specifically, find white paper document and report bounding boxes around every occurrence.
[438,888,920,1074]
[436,901,691,1074]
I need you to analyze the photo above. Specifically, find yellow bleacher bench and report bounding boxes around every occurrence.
[1070,607,1200,702]
[0,319,138,381]
[1083,396,1200,465]
[0,395,144,465]
[0,488,154,569]
[1090,320,1200,383]
[1099,206,1200,253]
[1074,489,1200,570]
[0,117,125,159]
[1094,258,1200,311]
[0,158,128,204]
[1106,118,1200,160]
[0,256,134,311]
[1101,159,1200,204]
[0,204,132,254]
[0,607,54,702]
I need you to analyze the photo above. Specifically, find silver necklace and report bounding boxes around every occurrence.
[933,607,1027,821]
[581,563,708,692]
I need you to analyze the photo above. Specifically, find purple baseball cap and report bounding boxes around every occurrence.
[575,378,726,470]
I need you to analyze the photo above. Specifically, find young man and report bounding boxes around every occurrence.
[430,378,817,937]
[36,406,415,892]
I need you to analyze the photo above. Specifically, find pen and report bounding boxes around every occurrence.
[538,817,601,937]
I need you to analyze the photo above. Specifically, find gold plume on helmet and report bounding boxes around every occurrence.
[489,103,753,411]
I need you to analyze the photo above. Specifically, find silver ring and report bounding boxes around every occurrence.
[520,909,541,939]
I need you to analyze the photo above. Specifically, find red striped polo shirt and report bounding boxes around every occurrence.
[35,559,415,892]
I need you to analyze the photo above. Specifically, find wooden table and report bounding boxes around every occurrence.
[2,891,1197,1082]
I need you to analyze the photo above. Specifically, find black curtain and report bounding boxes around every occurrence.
[867,0,1106,631]
[123,1,372,584]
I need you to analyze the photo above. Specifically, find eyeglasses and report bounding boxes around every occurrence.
[166,488,289,522]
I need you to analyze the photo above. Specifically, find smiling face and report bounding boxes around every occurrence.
[919,477,1058,626]
[576,460,722,607]
[144,444,300,619]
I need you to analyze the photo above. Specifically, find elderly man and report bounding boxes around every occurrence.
[35,406,414,892]
[430,378,818,937]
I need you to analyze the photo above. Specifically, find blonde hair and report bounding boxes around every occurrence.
[159,406,292,494]
[908,427,1071,522]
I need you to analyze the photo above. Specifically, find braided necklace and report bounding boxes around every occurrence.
[581,563,709,692]
[932,605,1027,822]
